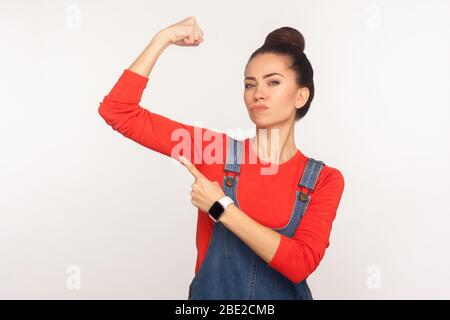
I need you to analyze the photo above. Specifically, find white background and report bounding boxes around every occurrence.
[1,0,449,299]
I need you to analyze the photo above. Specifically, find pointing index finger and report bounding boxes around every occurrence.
[179,155,202,179]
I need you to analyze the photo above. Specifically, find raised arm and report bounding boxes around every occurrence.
[98,17,220,169]
[128,16,204,78]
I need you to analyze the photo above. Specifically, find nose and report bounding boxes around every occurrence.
[253,83,267,101]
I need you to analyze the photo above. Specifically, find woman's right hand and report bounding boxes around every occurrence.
[158,16,205,47]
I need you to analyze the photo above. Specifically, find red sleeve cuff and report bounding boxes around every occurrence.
[105,69,149,103]
[122,68,149,89]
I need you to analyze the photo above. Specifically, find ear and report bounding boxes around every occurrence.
[295,87,310,109]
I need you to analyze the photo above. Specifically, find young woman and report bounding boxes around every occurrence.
[98,16,345,300]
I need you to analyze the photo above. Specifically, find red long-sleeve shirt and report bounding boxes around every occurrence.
[98,68,345,284]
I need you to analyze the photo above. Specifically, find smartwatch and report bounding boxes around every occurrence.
[208,196,234,222]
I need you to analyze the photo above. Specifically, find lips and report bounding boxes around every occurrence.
[250,104,269,111]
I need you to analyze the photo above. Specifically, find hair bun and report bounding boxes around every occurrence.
[264,26,305,53]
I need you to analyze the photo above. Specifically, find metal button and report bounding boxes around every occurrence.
[226,176,235,187]
[299,191,310,202]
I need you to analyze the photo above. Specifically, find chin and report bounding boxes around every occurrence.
[250,117,275,129]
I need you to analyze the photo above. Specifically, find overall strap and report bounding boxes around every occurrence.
[297,158,325,202]
[223,135,243,187]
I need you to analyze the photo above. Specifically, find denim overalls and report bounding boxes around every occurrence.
[188,136,325,300]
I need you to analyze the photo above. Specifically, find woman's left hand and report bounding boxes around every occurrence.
[178,155,226,213]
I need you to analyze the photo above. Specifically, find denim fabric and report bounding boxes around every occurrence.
[188,136,324,300]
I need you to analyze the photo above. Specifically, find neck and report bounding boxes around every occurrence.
[250,120,298,165]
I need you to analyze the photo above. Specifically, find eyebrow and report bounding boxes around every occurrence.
[244,73,284,81]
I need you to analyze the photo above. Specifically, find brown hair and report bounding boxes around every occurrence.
[246,27,314,122]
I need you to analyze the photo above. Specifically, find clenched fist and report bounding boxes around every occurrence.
[159,16,205,47]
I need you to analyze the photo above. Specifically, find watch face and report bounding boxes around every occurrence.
[209,201,224,220]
